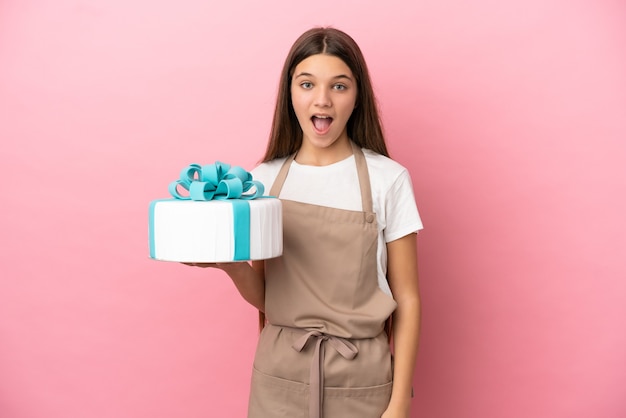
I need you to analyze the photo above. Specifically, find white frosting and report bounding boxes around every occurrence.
[150,199,282,262]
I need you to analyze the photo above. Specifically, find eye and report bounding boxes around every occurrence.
[333,84,347,91]
[300,82,313,89]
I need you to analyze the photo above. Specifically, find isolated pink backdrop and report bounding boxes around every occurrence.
[1,1,625,417]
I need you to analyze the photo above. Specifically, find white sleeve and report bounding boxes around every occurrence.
[383,169,423,243]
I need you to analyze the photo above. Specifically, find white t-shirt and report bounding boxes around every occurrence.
[251,148,423,297]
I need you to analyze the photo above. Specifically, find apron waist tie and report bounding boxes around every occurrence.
[292,330,358,418]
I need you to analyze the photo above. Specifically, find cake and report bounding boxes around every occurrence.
[149,162,282,263]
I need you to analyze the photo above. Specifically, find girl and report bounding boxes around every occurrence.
[191,27,422,418]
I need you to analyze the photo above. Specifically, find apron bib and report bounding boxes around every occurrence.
[248,142,397,418]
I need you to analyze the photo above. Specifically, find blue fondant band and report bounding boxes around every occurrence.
[231,200,251,261]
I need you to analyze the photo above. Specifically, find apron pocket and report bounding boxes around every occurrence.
[249,367,392,418]
[324,381,393,417]
[248,367,308,418]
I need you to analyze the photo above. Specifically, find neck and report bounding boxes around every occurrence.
[295,137,353,166]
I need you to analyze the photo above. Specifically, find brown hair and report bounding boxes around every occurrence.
[261,27,389,161]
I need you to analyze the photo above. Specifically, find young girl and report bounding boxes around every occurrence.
[190,27,422,418]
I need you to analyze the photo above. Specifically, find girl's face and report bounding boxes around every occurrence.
[290,54,357,157]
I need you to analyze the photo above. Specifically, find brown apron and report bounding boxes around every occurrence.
[248,142,398,418]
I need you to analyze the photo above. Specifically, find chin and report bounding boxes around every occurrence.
[309,137,340,149]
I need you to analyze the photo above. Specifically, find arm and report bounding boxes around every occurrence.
[184,260,266,312]
[382,233,421,418]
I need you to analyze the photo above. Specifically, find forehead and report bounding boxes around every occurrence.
[293,54,353,78]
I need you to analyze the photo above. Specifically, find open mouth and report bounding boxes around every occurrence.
[311,115,333,134]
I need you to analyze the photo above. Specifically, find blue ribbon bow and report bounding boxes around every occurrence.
[167,162,265,261]
[168,162,264,201]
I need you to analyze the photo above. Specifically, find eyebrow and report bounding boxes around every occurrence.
[294,72,353,81]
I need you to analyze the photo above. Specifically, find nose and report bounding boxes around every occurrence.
[314,87,332,107]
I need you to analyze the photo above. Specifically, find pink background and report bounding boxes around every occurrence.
[1,0,625,417]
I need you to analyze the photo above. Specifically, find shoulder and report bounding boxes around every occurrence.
[363,148,409,174]
[251,158,286,177]
[251,158,287,194]
[362,148,423,239]
[362,148,413,189]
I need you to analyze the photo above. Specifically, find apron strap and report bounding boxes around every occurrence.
[292,330,358,418]
[351,141,374,214]
[269,141,374,214]
[269,152,295,197]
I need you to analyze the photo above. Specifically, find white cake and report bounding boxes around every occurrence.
[149,198,282,262]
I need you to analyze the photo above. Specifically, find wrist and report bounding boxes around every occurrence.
[388,389,412,409]
[385,395,412,417]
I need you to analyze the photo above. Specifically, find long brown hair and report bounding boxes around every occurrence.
[261,27,389,162]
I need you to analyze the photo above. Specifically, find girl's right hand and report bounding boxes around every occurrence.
[182,261,251,274]
[182,262,221,268]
